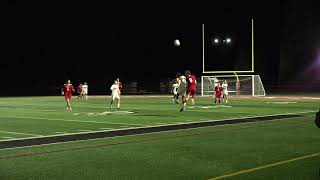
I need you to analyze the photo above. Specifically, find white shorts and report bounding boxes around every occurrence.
[82,91,88,95]
[173,89,178,95]
[177,88,186,96]
[112,94,120,100]
[223,91,228,96]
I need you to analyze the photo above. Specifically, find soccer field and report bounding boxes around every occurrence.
[0,96,319,179]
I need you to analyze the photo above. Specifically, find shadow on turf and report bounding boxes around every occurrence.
[0,113,306,149]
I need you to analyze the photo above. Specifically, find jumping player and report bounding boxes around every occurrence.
[215,82,223,104]
[185,70,197,105]
[222,80,228,103]
[110,80,120,109]
[175,72,187,112]
[64,80,75,111]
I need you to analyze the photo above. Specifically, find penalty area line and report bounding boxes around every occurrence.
[0,130,42,137]
[208,152,320,180]
[0,115,145,127]
[1,137,13,139]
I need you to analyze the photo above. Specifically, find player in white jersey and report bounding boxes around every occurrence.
[209,77,219,97]
[174,72,187,112]
[110,80,120,109]
[172,78,179,103]
[81,82,88,100]
[214,78,219,88]
[222,80,228,103]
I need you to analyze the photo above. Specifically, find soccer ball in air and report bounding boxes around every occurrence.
[174,39,180,47]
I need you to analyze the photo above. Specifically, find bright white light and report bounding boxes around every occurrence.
[174,39,180,46]
[214,38,219,43]
[226,38,231,43]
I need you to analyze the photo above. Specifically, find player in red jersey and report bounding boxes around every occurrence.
[77,83,82,99]
[236,79,240,96]
[64,80,75,111]
[185,70,197,105]
[215,82,223,104]
[116,78,122,94]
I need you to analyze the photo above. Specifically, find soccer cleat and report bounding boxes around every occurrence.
[179,107,185,112]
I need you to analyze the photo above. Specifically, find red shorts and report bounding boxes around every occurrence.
[188,88,196,98]
[215,92,221,98]
[65,94,72,101]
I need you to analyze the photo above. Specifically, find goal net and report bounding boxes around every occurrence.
[201,75,266,96]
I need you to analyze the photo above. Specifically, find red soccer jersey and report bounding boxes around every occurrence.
[187,75,197,89]
[77,85,82,94]
[215,85,223,97]
[236,81,241,89]
[236,81,240,95]
[64,84,75,96]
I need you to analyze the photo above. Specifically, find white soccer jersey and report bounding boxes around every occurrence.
[222,83,228,95]
[82,85,88,94]
[110,84,120,96]
[214,78,219,88]
[179,76,187,88]
[177,75,187,95]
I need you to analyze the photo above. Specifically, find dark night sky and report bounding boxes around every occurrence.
[2,1,319,95]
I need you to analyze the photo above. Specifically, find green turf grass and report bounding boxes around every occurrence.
[0,96,319,179]
[0,96,317,139]
[0,115,319,180]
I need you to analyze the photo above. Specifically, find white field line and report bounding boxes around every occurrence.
[153,123,169,125]
[0,106,60,112]
[0,110,314,146]
[0,115,145,127]
[0,114,312,151]
[55,132,67,134]
[99,128,113,130]
[78,130,92,132]
[1,137,13,139]
[0,130,42,137]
